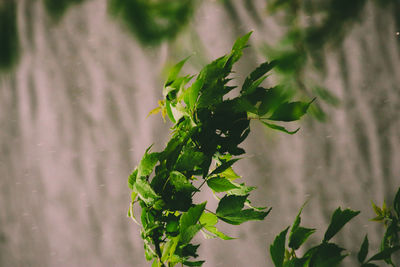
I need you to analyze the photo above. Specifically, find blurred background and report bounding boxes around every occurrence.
[1,0,400,266]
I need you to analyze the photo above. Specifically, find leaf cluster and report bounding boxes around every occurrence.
[270,188,400,267]
[129,32,312,266]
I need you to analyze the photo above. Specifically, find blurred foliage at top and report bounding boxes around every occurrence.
[1,0,399,73]
[262,0,400,120]
[108,0,195,44]
[0,2,18,71]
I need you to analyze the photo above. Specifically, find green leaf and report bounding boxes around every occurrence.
[218,208,270,225]
[323,207,360,242]
[288,227,316,250]
[220,167,241,181]
[367,246,400,262]
[210,158,240,176]
[216,195,248,217]
[164,56,190,87]
[207,177,240,192]
[309,243,347,267]
[165,99,176,123]
[204,225,235,240]
[169,171,198,193]
[138,146,159,177]
[270,227,289,267]
[180,202,207,243]
[128,168,138,190]
[161,237,179,262]
[229,183,256,196]
[230,31,252,63]
[268,99,314,122]
[242,61,276,93]
[358,235,369,263]
[199,212,218,227]
[134,177,160,205]
[360,264,379,267]
[261,121,299,135]
[188,77,204,110]
[257,86,290,116]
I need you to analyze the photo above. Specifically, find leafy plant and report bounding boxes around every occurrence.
[128,32,312,266]
[270,188,400,267]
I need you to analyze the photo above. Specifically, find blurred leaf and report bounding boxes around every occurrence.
[242,61,276,94]
[367,246,400,262]
[394,187,400,217]
[268,99,314,122]
[323,207,360,242]
[270,227,289,267]
[261,121,299,135]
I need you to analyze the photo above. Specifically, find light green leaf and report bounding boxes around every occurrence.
[199,212,218,226]
[180,202,207,243]
[134,177,160,205]
[207,177,239,192]
[268,99,314,122]
[210,159,240,176]
[128,168,138,190]
[138,147,159,177]
[164,56,190,87]
[204,225,235,240]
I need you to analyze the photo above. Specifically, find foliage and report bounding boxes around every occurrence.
[0,2,19,71]
[43,0,86,19]
[128,32,312,266]
[270,188,400,266]
[108,0,195,44]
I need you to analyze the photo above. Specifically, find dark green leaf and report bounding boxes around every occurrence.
[323,207,360,242]
[394,187,400,217]
[242,61,276,93]
[309,243,347,267]
[358,235,369,263]
[180,224,203,244]
[261,121,299,135]
[207,177,239,192]
[258,86,290,116]
[210,159,240,176]
[268,99,314,122]
[367,246,400,262]
[270,227,289,267]
[169,171,198,193]
[182,260,205,266]
[218,208,270,225]
[288,227,316,250]
[216,195,248,217]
